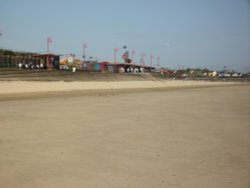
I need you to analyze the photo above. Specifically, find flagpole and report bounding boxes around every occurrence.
[150,55,153,67]
[157,56,160,70]
[46,37,52,69]
[83,42,87,62]
[47,37,52,54]
[114,48,118,64]
[83,44,85,61]
[47,38,49,53]
[131,50,135,63]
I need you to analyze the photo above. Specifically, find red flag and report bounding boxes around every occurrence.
[122,51,129,59]
[114,48,118,52]
[47,37,52,43]
[83,43,88,48]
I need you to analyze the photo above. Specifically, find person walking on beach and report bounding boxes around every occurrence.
[83,63,87,72]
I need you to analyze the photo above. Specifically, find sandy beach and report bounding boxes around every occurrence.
[0,81,249,188]
[0,80,239,100]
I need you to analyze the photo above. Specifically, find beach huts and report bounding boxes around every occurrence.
[0,49,60,69]
[33,53,60,69]
[59,58,156,73]
[0,49,157,73]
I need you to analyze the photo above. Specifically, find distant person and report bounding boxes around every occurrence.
[29,61,34,69]
[83,63,87,72]
[22,60,26,69]
[25,63,29,69]
[18,62,22,69]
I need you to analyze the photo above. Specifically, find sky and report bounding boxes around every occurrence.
[0,0,250,72]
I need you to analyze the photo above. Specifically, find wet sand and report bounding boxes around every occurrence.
[0,83,249,188]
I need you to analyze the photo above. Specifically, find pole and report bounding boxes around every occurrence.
[47,37,52,69]
[47,37,52,54]
[83,43,87,61]
[114,49,116,64]
[157,56,160,69]
[131,50,135,63]
[114,48,118,64]
[142,53,146,66]
[47,39,49,53]
[83,45,85,61]
[150,55,153,67]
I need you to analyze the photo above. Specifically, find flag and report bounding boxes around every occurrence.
[83,43,88,48]
[47,37,52,43]
[114,48,118,52]
[122,51,129,59]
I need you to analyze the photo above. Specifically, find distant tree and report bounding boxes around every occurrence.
[0,49,14,55]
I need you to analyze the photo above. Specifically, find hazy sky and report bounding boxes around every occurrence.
[0,0,249,72]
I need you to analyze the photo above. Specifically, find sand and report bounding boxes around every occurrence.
[0,80,238,95]
[0,81,249,188]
